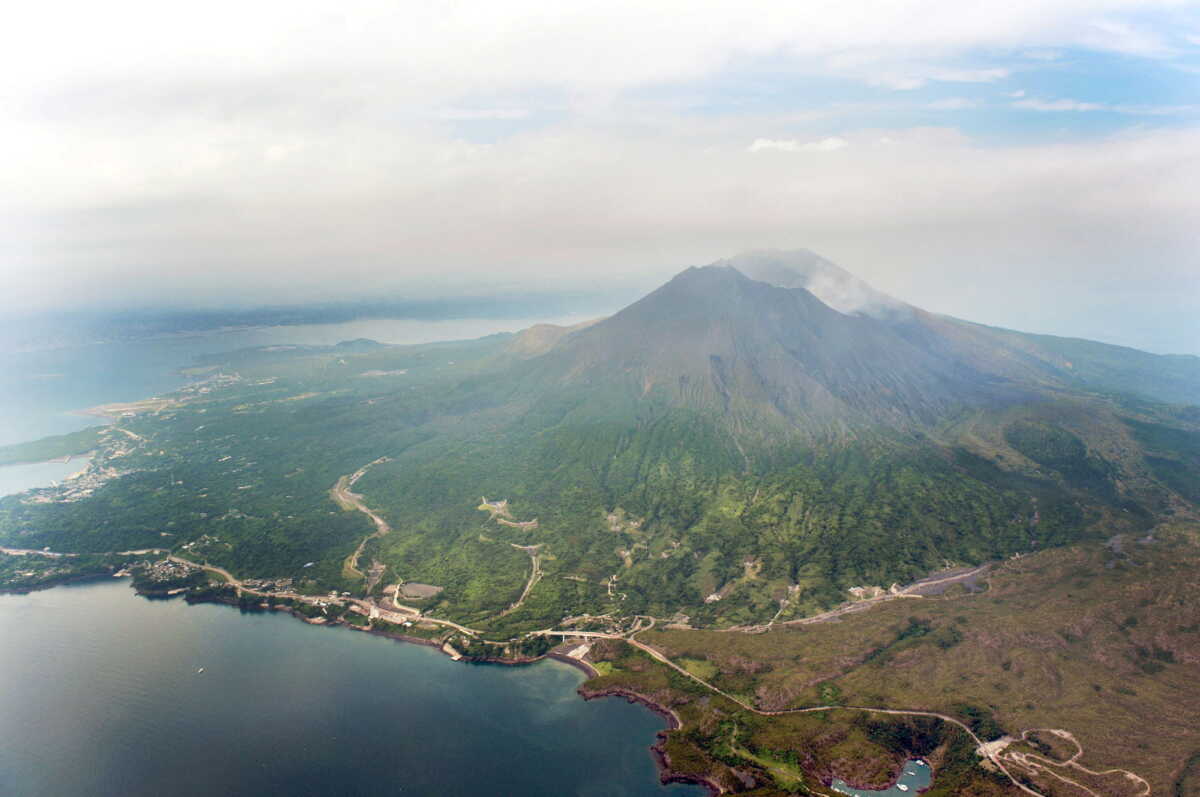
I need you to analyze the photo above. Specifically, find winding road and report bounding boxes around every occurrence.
[1002,729,1150,797]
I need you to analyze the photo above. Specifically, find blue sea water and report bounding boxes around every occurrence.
[0,580,703,797]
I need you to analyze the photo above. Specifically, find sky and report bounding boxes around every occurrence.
[2,0,1198,353]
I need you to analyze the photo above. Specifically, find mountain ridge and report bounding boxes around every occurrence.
[516,251,1199,412]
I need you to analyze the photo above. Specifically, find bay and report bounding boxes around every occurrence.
[831,760,932,795]
[0,579,704,797]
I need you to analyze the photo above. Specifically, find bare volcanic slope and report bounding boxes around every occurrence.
[521,264,1025,437]
[512,253,1197,444]
[724,249,1200,407]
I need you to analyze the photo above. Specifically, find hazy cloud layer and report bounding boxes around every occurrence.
[2,0,1198,353]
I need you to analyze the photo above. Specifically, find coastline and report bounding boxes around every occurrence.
[163,585,720,795]
[0,568,119,596]
[651,736,726,797]
[5,569,943,797]
[546,650,600,678]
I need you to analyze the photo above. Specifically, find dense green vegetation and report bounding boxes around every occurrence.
[1124,417,1200,505]
[0,551,123,592]
[1003,420,1115,497]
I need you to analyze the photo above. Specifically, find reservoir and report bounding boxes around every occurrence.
[0,579,705,797]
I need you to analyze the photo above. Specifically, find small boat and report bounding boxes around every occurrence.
[898,786,909,792]
[196,667,205,674]
[915,760,927,767]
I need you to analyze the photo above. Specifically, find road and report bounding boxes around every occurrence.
[171,556,480,638]
[726,563,993,633]
[115,427,146,442]
[1003,729,1150,797]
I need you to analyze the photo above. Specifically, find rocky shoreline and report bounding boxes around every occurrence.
[579,684,725,796]
[0,568,118,595]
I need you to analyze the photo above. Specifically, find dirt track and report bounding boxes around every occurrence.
[495,544,543,619]
[331,457,391,582]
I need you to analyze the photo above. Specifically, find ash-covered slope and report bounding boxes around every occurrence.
[530,264,1019,432]
[727,250,1200,407]
[517,251,1197,428]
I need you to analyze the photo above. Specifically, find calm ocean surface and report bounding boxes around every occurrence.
[0,316,702,796]
[0,580,703,797]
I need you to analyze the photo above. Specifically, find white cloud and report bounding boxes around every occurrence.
[926,97,979,110]
[868,67,1008,91]
[2,0,1189,105]
[870,74,929,91]
[1013,97,1198,114]
[929,68,1011,83]
[1014,97,1106,111]
[0,0,1196,352]
[748,136,849,153]
[432,108,530,121]
[1080,18,1175,57]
